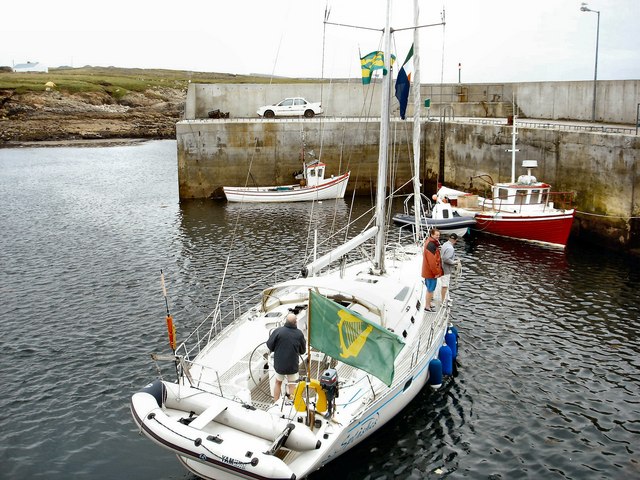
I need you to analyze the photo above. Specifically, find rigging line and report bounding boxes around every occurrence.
[324,20,382,33]
[576,211,640,219]
[268,0,295,85]
[303,198,318,264]
[320,1,330,105]
[440,7,446,87]
[328,123,348,242]
[214,138,260,309]
[392,21,446,33]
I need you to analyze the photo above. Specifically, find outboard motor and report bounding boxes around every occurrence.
[320,368,338,419]
[141,379,167,408]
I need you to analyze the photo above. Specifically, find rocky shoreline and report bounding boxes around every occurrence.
[0,87,185,147]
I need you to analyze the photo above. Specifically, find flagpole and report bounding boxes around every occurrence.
[307,289,312,381]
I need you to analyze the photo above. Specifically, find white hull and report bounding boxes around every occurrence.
[223,172,350,203]
[130,244,455,480]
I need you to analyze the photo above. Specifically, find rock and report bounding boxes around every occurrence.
[0,86,185,144]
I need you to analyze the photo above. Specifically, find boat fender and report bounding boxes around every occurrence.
[450,326,459,344]
[140,379,166,408]
[428,359,443,389]
[445,329,457,360]
[439,344,453,376]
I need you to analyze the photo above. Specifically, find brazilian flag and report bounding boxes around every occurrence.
[360,51,396,85]
[309,290,405,386]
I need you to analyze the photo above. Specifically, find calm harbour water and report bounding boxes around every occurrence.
[1,140,638,480]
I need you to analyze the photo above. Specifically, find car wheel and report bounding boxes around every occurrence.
[304,110,315,118]
[264,110,275,118]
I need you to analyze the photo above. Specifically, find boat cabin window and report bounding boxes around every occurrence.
[317,167,324,178]
[541,190,549,204]
[498,188,509,200]
[309,168,316,177]
[515,190,527,206]
[529,189,541,204]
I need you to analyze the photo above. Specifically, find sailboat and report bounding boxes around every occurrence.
[130,3,458,479]
[437,119,575,248]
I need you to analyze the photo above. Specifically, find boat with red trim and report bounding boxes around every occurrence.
[223,160,349,203]
[437,119,575,248]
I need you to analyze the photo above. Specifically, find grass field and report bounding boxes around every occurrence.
[0,66,315,98]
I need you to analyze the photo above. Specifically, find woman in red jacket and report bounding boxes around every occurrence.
[421,227,443,311]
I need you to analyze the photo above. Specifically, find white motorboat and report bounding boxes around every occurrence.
[392,193,476,238]
[131,3,458,479]
[223,160,350,203]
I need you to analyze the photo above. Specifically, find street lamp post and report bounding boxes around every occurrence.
[580,2,600,122]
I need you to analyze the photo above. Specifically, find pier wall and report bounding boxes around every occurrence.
[185,80,640,124]
[176,119,640,250]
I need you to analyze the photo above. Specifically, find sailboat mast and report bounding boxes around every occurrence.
[374,0,393,272]
[411,0,422,242]
[510,117,518,183]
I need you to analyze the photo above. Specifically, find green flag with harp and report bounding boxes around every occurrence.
[309,290,405,386]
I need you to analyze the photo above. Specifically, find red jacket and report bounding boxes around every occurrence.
[421,236,443,279]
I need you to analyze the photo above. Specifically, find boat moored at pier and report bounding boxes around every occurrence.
[438,120,575,248]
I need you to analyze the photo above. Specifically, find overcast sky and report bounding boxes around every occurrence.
[2,0,638,83]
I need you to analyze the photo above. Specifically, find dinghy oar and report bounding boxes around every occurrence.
[160,269,179,381]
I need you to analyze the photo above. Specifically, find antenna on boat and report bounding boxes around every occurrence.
[160,269,179,380]
[507,116,519,183]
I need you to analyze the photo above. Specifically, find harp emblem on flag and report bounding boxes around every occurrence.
[338,310,373,358]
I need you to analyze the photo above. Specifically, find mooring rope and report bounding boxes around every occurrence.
[576,210,640,220]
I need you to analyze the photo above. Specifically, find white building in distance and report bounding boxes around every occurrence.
[13,62,48,73]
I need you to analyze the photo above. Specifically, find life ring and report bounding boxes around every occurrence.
[293,379,328,413]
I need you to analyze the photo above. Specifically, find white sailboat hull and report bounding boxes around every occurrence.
[223,172,350,203]
[130,245,454,480]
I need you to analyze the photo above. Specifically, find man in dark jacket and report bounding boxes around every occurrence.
[267,313,306,402]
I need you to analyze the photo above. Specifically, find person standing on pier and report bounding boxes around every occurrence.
[422,228,443,311]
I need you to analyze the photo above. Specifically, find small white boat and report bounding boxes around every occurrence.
[439,119,575,248]
[223,160,350,203]
[393,193,476,237]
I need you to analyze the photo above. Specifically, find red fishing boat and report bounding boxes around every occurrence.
[438,120,575,248]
